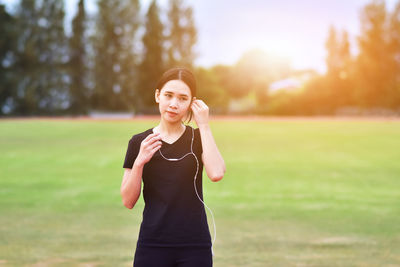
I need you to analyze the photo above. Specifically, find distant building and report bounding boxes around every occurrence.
[268,69,318,94]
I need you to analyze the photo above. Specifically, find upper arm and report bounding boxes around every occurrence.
[123,135,140,169]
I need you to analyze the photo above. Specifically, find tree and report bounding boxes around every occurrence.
[325,26,352,78]
[0,4,17,115]
[324,25,354,111]
[166,0,197,68]
[211,64,234,104]
[92,0,140,111]
[69,0,88,115]
[12,0,69,115]
[326,26,341,75]
[339,31,352,74]
[355,0,392,108]
[195,67,229,113]
[387,0,400,107]
[137,0,165,113]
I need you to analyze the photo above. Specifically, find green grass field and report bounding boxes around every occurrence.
[1,118,400,266]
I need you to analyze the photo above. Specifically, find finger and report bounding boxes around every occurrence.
[192,104,200,111]
[144,132,160,142]
[191,104,198,112]
[145,133,162,144]
[198,103,208,111]
[191,101,200,109]
[149,134,162,144]
[196,100,207,108]
[149,140,162,149]
[195,99,205,105]
[150,143,162,153]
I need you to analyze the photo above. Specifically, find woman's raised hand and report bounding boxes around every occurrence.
[136,132,162,165]
[191,97,209,127]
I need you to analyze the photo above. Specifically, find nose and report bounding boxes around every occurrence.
[169,97,178,108]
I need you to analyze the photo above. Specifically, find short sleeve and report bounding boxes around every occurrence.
[194,128,203,155]
[123,136,140,169]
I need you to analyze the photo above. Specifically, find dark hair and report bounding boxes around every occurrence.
[156,67,196,124]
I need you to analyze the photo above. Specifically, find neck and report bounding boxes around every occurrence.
[156,119,185,135]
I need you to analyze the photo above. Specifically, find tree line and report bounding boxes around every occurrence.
[0,0,196,116]
[213,0,400,116]
[288,0,400,115]
[1,0,399,117]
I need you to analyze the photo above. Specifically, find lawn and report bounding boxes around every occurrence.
[0,118,399,266]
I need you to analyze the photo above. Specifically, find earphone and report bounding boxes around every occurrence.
[158,126,217,256]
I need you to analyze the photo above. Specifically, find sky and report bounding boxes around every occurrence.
[2,0,399,73]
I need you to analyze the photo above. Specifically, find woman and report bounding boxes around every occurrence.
[121,67,226,267]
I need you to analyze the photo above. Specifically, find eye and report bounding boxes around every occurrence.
[165,93,172,97]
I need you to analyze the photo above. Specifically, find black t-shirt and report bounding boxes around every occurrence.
[123,125,212,248]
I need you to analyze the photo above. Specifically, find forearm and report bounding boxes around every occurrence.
[199,123,226,181]
[120,160,144,209]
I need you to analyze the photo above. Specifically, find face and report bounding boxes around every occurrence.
[155,80,193,123]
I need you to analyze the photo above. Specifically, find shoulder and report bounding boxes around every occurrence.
[187,125,202,146]
[187,125,200,136]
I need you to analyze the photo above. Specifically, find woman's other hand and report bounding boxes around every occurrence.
[136,133,162,166]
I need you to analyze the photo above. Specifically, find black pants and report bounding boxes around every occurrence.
[133,246,213,267]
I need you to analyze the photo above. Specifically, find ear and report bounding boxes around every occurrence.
[155,89,160,103]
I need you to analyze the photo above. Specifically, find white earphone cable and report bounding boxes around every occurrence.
[158,126,216,256]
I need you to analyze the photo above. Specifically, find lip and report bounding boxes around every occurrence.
[167,111,178,116]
